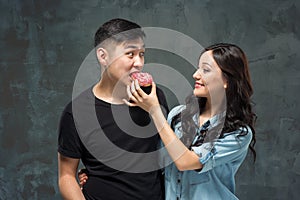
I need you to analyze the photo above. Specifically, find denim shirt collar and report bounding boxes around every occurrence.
[192,111,226,130]
[191,111,226,146]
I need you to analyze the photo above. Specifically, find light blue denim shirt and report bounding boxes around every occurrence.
[162,105,252,200]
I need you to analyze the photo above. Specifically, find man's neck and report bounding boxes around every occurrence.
[93,80,127,104]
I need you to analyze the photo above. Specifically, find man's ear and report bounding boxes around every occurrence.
[96,48,108,66]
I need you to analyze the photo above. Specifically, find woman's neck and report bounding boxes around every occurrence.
[199,98,225,126]
[199,105,211,127]
[205,96,226,116]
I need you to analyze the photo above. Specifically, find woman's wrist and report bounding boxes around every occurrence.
[149,104,162,116]
[149,105,168,131]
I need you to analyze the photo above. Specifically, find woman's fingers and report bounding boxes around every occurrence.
[79,175,88,185]
[134,79,145,97]
[79,173,88,180]
[126,80,157,106]
[127,84,137,102]
[78,173,88,190]
[150,82,156,95]
[130,80,143,102]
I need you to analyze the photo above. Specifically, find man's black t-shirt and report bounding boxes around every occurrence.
[58,87,169,200]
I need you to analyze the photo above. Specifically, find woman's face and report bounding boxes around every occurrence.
[193,50,227,100]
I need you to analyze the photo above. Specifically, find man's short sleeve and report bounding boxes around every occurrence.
[58,103,83,158]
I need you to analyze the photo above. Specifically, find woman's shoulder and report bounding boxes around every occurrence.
[224,125,252,136]
[167,105,186,120]
[221,125,253,144]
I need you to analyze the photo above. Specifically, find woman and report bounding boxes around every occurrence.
[80,43,256,199]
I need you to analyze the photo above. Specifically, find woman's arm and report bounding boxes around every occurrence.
[151,105,203,171]
[125,81,202,171]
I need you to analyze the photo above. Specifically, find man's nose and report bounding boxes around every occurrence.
[133,56,144,70]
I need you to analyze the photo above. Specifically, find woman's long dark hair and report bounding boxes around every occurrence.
[171,43,257,161]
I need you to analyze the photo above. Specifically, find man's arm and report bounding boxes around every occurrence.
[58,153,85,200]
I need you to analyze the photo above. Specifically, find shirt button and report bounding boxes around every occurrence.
[177,179,180,183]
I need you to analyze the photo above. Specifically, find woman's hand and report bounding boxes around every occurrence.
[123,80,161,114]
[78,169,88,190]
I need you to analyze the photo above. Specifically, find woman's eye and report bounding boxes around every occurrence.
[203,68,210,73]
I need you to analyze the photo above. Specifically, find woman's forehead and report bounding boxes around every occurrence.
[199,51,215,66]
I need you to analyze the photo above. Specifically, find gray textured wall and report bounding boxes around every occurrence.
[0,0,299,199]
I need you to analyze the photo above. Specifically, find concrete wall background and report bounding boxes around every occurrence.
[0,0,299,199]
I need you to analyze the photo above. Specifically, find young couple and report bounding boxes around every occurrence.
[58,18,256,200]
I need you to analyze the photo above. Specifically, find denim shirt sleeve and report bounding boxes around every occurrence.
[166,105,185,124]
[191,127,253,173]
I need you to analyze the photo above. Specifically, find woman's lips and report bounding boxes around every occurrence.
[194,82,205,89]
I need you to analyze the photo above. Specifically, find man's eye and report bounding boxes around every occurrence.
[127,52,134,57]
[139,52,145,57]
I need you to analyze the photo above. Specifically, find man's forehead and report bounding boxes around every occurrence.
[122,39,145,49]
[103,38,145,55]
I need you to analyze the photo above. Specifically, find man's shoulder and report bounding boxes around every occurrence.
[62,87,94,115]
[156,86,165,97]
[156,86,170,114]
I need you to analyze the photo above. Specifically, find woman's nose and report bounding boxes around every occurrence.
[193,69,201,80]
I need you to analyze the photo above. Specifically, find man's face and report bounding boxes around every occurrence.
[105,38,145,87]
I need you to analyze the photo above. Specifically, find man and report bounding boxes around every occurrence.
[58,18,169,200]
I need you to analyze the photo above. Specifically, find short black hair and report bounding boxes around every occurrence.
[94,18,145,47]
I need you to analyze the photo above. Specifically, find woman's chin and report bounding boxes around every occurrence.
[193,90,206,98]
[193,89,200,97]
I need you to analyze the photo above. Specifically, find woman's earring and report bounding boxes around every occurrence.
[224,84,227,89]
